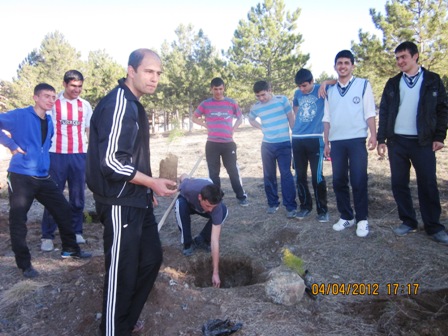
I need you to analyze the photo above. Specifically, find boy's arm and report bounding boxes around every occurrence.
[318,79,337,99]
[0,111,21,153]
[211,224,222,288]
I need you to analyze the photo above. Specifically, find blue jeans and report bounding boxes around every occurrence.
[261,141,297,211]
[387,135,444,234]
[330,138,368,222]
[41,153,86,238]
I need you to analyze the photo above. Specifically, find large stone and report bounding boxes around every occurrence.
[265,265,306,306]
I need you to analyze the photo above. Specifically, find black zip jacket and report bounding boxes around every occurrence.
[377,67,448,146]
[86,78,152,208]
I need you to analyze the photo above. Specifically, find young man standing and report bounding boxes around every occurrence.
[323,50,377,238]
[175,174,228,288]
[377,41,448,245]
[193,77,248,206]
[0,83,91,279]
[86,49,177,335]
[41,70,93,251]
[248,80,297,218]
[292,69,330,222]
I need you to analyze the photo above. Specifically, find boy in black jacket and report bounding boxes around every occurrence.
[377,41,448,245]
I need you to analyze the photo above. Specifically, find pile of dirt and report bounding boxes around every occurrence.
[0,126,447,336]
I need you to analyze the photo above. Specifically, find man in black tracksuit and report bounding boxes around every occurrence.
[377,41,448,245]
[86,49,176,336]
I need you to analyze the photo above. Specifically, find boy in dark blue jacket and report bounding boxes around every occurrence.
[0,83,91,279]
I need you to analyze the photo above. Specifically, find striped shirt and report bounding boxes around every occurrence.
[249,95,292,143]
[48,92,93,153]
[194,97,242,143]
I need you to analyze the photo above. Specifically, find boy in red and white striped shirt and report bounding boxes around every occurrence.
[41,70,93,251]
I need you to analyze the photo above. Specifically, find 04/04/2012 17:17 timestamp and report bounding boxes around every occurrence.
[310,283,420,296]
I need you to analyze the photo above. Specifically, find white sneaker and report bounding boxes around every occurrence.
[332,218,355,231]
[76,234,86,244]
[356,220,369,237]
[41,239,54,252]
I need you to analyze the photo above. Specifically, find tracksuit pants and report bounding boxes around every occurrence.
[330,138,368,222]
[175,195,228,247]
[387,135,445,235]
[7,172,79,271]
[96,200,162,336]
[261,141,297,211]
[292,137,328,214]
[42,153,86,238]
[205,141,246,200]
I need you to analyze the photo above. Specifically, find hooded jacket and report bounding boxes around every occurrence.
[378,67,448,146]
[86,78,152,208]
[0,106,54,177]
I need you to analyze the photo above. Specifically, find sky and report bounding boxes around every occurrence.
[0,0,387,82]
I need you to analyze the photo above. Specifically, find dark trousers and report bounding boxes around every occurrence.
[42,153,86,238]
[205,141,246,200]
[175,195,228,246]
[292,137,327,214]
[7,172,79,270]
[97,201,162,336]
[330,138,368,222]
[387,136,445,234]
[261,141,297,211]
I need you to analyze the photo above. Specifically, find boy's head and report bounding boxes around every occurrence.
[253,81,272,104]
[334,50,354,65]
[63,70,84,100]
[33,83,56,112]
[210,77,225,100]
[394,41,419,74]
[334,50,355,80]
[295,68,314,94]
[34,83,55,96]
[198,184,224,212]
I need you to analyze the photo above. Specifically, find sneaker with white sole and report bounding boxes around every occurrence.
[76,234,86,244]
[332,218,355,231]
[317,213,330,223]
[356,220,369,237]
[41,239,54,252]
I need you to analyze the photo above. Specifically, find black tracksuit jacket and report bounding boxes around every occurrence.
[86,78,152,208]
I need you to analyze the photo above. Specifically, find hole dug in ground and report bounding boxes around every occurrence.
[190,255,267,288]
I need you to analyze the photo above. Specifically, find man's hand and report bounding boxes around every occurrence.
[433,141,444,151]
[377,144,387,158]
[151,178,177,197]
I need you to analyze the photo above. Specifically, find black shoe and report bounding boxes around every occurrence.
[61,250,92,259]
[194,236,211,252]
[182,245,194,257]
[23,266,39,278]
[431,230,448,245]
[393,224,417,236]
